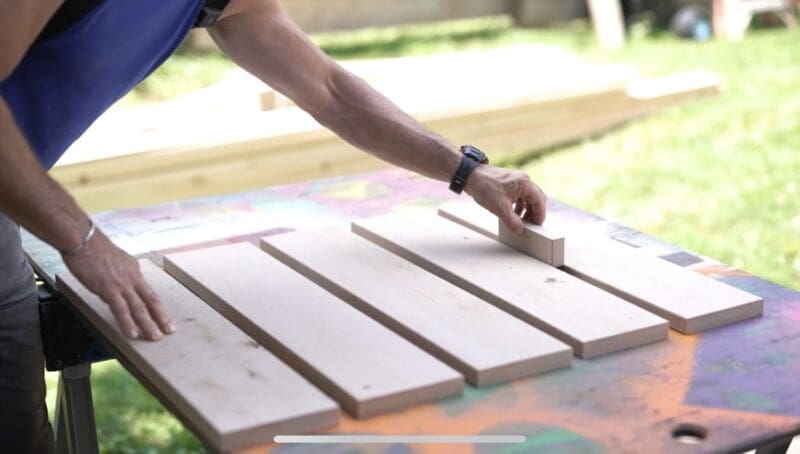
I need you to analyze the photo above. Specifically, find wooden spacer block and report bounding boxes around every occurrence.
[498,219,565,267]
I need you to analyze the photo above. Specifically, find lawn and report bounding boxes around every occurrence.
[48,16,799,452]
[521,28,800,292]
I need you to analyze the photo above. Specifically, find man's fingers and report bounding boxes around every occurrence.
[123,288,163,341]
[499,202,524,234]
[136,281,175,335]
[469,166,547,233]
[522,184,547,225]
[107,294,139,340]
[524,202,546,225]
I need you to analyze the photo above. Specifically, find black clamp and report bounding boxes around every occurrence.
[38,281,110,371]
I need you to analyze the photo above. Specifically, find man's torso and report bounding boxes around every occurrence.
[0,0,204,169]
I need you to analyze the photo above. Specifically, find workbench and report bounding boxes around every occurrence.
[23,169,800,453]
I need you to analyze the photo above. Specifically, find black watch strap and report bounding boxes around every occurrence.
[449,156,480,194]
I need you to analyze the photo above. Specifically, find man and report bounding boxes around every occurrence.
[0,0,547,451]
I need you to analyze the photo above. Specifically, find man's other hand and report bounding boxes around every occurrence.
[465,165,547,234]
[62,230,174,341]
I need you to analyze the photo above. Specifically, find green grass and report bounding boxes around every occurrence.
[46,362,204,453]
[125,52,235,104]
[71,16,798,452]
[521,29,800,290]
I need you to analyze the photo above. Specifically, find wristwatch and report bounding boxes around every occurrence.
[449,145,489,194]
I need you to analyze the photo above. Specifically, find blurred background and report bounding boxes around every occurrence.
[49,0,799,451]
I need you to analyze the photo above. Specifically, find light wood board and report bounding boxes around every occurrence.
[352,213,668,358]
[438,202,764,333]
[498,219,565,266]
[163,243,463,418]
[439,202,498,238]
[56,260,339,452]
[261,228,572,386]
[50,68,718,212]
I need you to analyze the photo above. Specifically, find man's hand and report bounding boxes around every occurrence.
[1,96,173,343]
[465,165,547,234]
[62,229,174,341]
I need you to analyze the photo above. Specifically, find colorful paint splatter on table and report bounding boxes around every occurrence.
[23,169,800,453]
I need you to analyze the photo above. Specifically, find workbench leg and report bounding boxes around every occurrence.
[754,436,793,454]
[54,363,99,454]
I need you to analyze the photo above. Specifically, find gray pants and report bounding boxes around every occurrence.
[0,213,55,453]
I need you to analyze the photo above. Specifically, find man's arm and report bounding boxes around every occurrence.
[0,3,172,341]
[0,99,173,342]
[210,0,546,231]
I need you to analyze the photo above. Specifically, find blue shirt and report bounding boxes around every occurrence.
[0,0,204,169]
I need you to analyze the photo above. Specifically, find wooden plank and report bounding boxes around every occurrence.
[56,97,628,212]
[54,71,631,187]
[63,140,390,212]
[163,243,463,418]
[50,71,719,212]
[498,219,565,266]
[559,233,764,333]
[443,202,568,265]
[625,71,721,115]
[56,260,339,452]
[352,212,668,358]
[439,202,497,237]
[437,202,764,333]
[261,228,572,386]
[53,84,627,186]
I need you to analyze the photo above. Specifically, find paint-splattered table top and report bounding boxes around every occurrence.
[24,170,800,453]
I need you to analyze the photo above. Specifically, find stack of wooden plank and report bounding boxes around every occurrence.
[56,202,762,451]
[49,45,721,212]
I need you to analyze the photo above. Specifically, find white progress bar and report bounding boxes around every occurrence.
[274,435,526,444]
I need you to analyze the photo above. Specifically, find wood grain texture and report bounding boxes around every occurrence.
[353,212,668,358]
[261,228,572,386]
[438,202,764,333]
[56,260,339,452]
[498,219,565,266]
[163,243,463,418]
[559,234,764,333]
[439,202,497,238]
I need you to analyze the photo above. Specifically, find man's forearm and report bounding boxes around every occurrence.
[311,67,462,183]
[211,4,461,184]
[1,96,174,341]
[213,1,547,232]
[0,95,91,252]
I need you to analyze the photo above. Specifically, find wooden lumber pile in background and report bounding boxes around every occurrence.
[50,45,721,212]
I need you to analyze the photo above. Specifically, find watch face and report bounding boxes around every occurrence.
[461,145,489,164]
